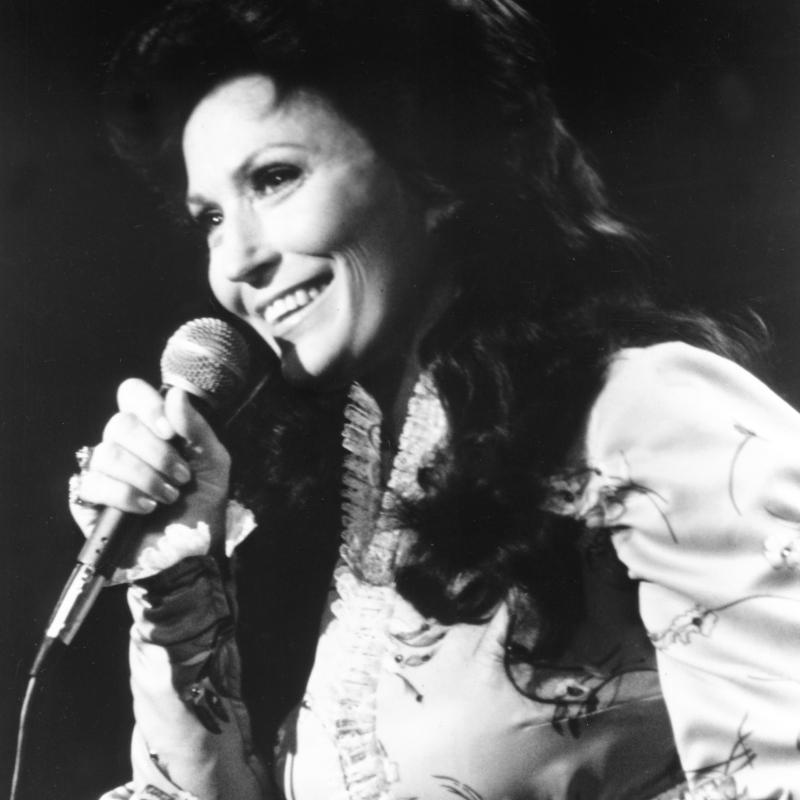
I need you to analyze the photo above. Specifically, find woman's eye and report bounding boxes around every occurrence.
[191,209,223,236]
[250,164,302,196]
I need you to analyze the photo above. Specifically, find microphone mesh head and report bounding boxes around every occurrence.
[160,318,250,411]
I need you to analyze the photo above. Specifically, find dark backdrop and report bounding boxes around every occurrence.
[1,2,798,798]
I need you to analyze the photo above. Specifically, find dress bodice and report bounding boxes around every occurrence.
[273,371,681,800]
[275,567,680,800]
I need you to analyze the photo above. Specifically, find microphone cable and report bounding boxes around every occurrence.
[11,672,40,800]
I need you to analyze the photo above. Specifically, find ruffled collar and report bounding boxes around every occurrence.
[305,372,447,800]
[341,371,448,585]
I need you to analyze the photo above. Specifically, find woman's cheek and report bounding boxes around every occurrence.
[208,265,244,316]
[276,182,377,254]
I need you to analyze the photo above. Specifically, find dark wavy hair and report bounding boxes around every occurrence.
[106,0,765,747]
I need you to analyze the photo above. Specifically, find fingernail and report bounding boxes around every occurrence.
[161,483,180,503]
[172,463,192,484]
[137,497,157,512]
[155,417,173,440]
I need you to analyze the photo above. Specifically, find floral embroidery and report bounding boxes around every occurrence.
[649,605,718,650]
[504,632,659,738]
[551,676,591,700]
[135,751,203,800]
[543,465,631,528]
[545,659,659,737]
[388,618,447,668]
[763,533,800,571]
[680,774,745,800]
[433,775,485,799]
[651,593,800,652]
[683,718,757,798]
[543,468,600,518]
[545,454,677,542]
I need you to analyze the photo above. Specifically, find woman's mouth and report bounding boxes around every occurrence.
[264,275,333,326]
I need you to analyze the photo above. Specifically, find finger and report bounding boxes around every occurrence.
[116,377,175,441]
[90,439,185,505]
[163,390,231,505]
[68,486,102,533]
[76,468,161,514]
[102,412,192,487]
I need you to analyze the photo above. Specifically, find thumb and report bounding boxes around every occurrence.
[156,387,231,548]
[163,387,229,475]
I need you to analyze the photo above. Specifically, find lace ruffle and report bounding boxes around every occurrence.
[309,373,447,800]
[113,499,256,584]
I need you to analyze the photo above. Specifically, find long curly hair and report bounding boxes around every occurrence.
[106,0,764,746]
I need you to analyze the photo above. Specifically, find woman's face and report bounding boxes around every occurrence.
[183,73,446,388]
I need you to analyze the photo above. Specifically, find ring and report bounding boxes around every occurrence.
[75,445,94,472]
[68,472,99,508]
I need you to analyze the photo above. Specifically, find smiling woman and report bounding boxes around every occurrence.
[60,1,800,799]
[184,75,448,395]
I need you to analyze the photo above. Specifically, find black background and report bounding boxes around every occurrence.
[1,2,799,798]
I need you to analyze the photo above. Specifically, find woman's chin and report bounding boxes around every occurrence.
[276,341,352,391]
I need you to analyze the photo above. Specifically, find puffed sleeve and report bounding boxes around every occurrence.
[581,342,800,798]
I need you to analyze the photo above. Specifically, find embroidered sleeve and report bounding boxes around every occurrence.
[579,342,800,799]
[124,555,270,800]
[115,500,270,800]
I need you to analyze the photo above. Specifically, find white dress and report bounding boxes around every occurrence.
[101,343,800,800]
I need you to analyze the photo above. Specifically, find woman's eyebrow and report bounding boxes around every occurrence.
[185,191,211,209]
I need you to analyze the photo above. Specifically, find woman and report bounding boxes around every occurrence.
[70,0,800,798]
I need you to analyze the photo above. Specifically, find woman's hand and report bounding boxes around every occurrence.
[69,378,232,578]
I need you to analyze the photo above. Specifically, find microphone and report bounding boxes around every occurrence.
[31,318,250,677]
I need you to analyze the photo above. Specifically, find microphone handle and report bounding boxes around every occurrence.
[34,507,144,675]
[78,504,142,576]
[44,565,105,647]
[47,508,139,640]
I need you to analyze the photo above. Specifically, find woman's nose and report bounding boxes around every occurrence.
[219,202,278,285]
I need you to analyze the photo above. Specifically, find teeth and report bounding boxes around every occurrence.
[265,279,329,325]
